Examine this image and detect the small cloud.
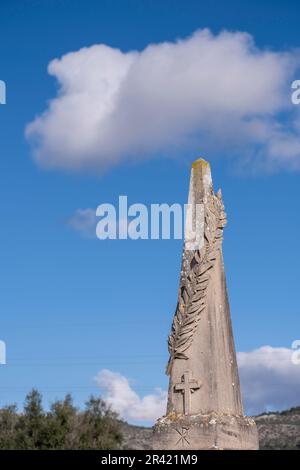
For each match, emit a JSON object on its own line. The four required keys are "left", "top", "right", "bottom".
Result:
{"left": 66, "top": 208, "right": 97, "bottom": 238}
{"left": 238, "top": 345, "right": 300, "bottom": 415}
{"left": 67, "top": 207, "right": 132, "bottom": 240}
{"left": 95, "top": 369, "right": 167, "bottom": 424}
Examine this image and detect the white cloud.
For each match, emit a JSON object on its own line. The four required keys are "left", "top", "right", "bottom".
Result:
{"left": 66, "top": 207, "right": 129, "bottom": 239}
{"left": 26, "top": 29, "right": 300, "bottom": 173}
{"left": 66, "top": 208, "right": 97, "bottom": 238}
{"left": 238, "top": 346, "right": 300, "bottom": 415}
{"left": 95, "top": 369, "right": 167, "bottom": 423}
{"left": 95, "top": 346, "right": 300, "bottom": 423}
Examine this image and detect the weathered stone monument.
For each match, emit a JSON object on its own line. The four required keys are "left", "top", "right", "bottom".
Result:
{"left": 152, "top": 158, "right": 259, "bottom": 450}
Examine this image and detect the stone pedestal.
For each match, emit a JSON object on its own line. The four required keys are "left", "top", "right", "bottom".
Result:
{"left": 153, "top": 413, "right": 258, "bottom": 450}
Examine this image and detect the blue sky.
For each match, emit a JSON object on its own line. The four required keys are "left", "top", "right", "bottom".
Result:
{"left": 0, "top": 0, "right": 300, "bottom": 424}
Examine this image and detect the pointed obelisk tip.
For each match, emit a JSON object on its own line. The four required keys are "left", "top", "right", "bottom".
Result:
{"left": 190, "top": 157, "right": 212, "bottom": 197}
{"left": 191, "top": 157, "right": 210, "bottom": 170}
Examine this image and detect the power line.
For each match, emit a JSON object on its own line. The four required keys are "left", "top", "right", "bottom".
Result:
{"left": 0, "top": 385, "right": 163, "bottom": 392}
{"left": 8, "top": 354, "right": 165, "bottom": 360}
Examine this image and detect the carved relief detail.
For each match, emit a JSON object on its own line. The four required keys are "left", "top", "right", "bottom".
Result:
{"left": 167, "top": 189, "right": 226, "bottom": 374}
{"left": 175, "top": 426, "right": 190, "bottom": 448}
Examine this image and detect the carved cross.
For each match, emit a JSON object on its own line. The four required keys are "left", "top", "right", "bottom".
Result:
{"left": 174, "top": 370, "right": 201, "bottom": 415}
{"left": 175, "top": 426, "right": 190, "bottom": 448}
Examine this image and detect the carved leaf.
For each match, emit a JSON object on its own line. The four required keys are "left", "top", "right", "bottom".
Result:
{"left": 166, "top": 192, "right": 226, "bottom": 375}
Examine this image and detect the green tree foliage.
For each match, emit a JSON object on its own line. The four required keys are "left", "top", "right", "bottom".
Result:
{"left": 79, "top": 396, "right": 123, "bottom": 449}
{"left": 0, "top": 389, "right": 123, "bottom": 450}
{"left": 0, "top": 405, "right": 18, "bottom": 449}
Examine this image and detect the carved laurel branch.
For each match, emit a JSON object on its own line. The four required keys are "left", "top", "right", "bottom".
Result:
{"left": 166, "top": 190, "right": 226, "bottom": 375}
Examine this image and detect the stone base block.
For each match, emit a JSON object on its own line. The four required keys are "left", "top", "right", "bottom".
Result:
{"left": 152, "top": 413, "right": 259, "bottom": 450}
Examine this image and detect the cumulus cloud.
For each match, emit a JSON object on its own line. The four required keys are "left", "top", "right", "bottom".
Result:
{"left": 26, "top": 29, "right": 300, "bottom": 172}
{"left": 95, "top": 346, "right": 300, "bottom": 423}
{"left": 238, "top": 345, "right": 300, "bottom": 415}
{"left": 95, "top": 369, "right": 167, "bottom": 423}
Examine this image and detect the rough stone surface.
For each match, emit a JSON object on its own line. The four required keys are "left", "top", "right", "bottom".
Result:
{"left": 122, "top": 408, "right": 300, "bottom": 450}
{"left": 153, "top": 413, "right": 258, "bottom": 450}
{"left": 152, "top": 158, "right": 259, "bottom": 450}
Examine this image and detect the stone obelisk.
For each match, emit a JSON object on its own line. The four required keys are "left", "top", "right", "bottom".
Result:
{"left": 152, "top": 158, "right": 258, "bottom": 450}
